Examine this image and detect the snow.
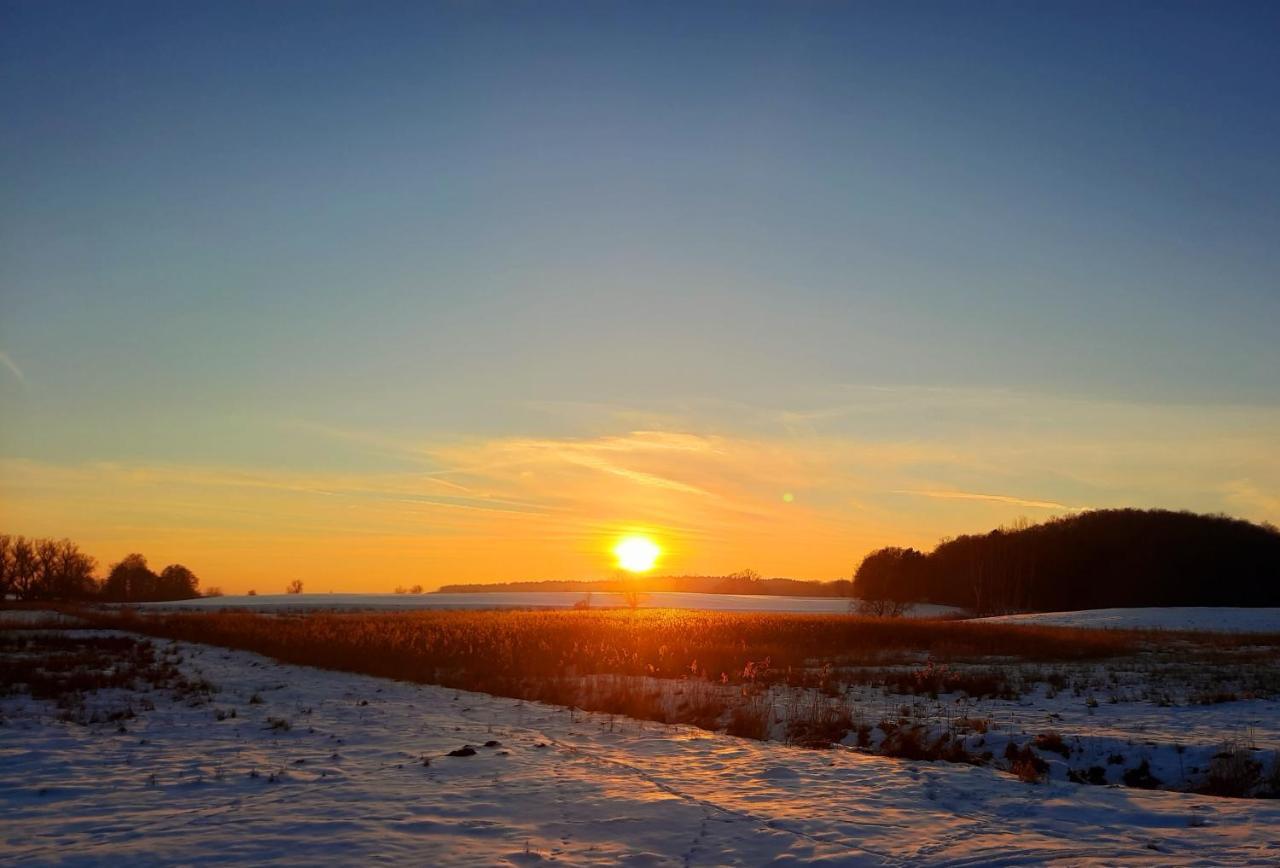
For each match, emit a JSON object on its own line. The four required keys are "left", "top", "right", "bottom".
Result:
{"left": 4, "top": 631, "right": 1279, "bottom": 864}
{"left": 980, "top": 607, "right": 1280, "bottom": 633}
{"left": 140, "top": 591, "right": 963, "bottom": 617}
{"left": 0, "top": 609, "right": 87, "bottom": 627}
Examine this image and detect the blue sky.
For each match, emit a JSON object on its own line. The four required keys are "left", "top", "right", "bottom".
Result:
{"left": 2, "top": 2, "right": 1278, "bottom": 589}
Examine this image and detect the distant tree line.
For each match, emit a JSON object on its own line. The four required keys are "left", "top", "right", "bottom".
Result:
{"left": 853, "top": 509, "right": 1280, "bottom": 615}
{"left": 436, "top": 570, "right": 855, "bottom": 598}
{"left": 0, "top": 534, "right": 205, "bottom": 603}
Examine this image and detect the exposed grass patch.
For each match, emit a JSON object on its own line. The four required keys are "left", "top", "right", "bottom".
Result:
{"left": 84, "top": 608, "right": 1138, "bottom": 695}
{"left": 1034, "top": 731, "right": 1070, "bottom": 758}
{"left": 1201, "top": 741, "right": 1262, "bottom": 797}
{"left": 0, "top": 632, "right": 211, "bottom": 724}
{"left": 1005, "top": 742, "right": 1049, "bottom": 783}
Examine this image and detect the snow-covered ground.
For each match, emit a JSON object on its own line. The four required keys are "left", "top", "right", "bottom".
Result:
{"left": 141, "top": 591, "right": 963, "bottom": 617}
{"left": 981, "top": 607, "right": 1280, "bottom": 633}
{"left": 0, "top": 609, "right": 87, "bottom": 627}
{"left": 3, "top": 631, "right": 1279, "bottom": 865}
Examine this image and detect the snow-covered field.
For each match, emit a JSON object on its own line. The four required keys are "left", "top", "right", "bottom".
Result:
{"left": 0, "top": 609, "right": 87, "bottom": 627}
{"left": 981, "top": 607, "right": 1280, "bottom": 633}
{"left": 4, "top": 631, "right": 1280, "bottom": 865}
{"left": 142, "top": 591, "right": 962, "bottom": 617}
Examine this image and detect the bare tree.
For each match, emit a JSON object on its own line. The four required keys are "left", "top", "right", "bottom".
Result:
{"left": 10, "top": 537, "right": 38, "bottom": 599}
{"left": 0, "top": 534, "right": 11, "bottom": 598}
{"left": 0, "top": 535, "right": 95, "bottom": 600}
{"left": 854, "top": 597, "right": 914, "bottom": 617}
{"left": 286, "top": 579, "right": 304, "bottom": 594}
{"left": 48, "top": 539, "right": 97, "bottom": 599}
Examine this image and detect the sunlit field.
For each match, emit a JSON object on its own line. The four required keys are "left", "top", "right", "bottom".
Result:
{"left": 93, "top": 607, "right": 1134, "bottom": 687}
{"left": 70, "top": 606, "right": 1280, "bottom": 792}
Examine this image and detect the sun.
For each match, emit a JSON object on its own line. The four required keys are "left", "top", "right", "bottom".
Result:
{"left": 613, "top": 535, "right": 660, "bottom": 573}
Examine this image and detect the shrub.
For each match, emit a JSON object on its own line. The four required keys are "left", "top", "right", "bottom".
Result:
{"left": 725, "top": 698, "right": 772, "bottom": 740}
{"left": 1005, "top": 743, "right": 1048, "bottom": 783}
{"left": 785, "top": 695, "right": 852, "bottom": 748}
{"left": 954, "top": 716, "right": 990, "bottom": 735}
{"left": 881, "top": 725, "right": 929, "bottom": 761}
{"left": 1034, "top": 731, "right": 1070, "bottom": 758}
{"left": 1202, "top": 742, "right": 1261, "bottom": 797}
{"left": 1067, "top": 766, "right": 1108, "bottom": 786}
{"left": 1122, "top": 760, "right": 1161, "bottom": 789}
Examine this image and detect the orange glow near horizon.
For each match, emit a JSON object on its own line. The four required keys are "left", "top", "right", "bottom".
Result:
{"left": 4, "top": 387, "right": 1277, "bottom": 595}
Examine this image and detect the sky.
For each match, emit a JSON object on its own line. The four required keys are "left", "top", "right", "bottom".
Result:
{"left": 2, "top": 1, "right": 1278, "bottom": 593}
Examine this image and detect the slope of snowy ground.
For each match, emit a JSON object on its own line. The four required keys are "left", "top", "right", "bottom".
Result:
{"left": 981, "top": 608, "right": 1280, "bottom": 633}
{"left": 141, "top": 591, "right": 962, "bottom": 617}
{"left": 0, "top": 609, "right": 87, "bottom": 627}
{"left": 3, "top": 632, "right": 1279, "bottom": 865}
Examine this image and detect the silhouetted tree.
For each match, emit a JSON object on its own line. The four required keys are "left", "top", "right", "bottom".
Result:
{"left": 157, "top": 564, "right": 201, "bottom": 600}
{"left": 0, "top": 534, "right": 13, "bottom": 599}
{"left": 43, "top": 539, "right": 98, "bottom": 600}
{"left": 853, "top": 547, "right": 926, "bottom": 612}
{"left": 9, "top": 536, "right": 39, "bottom": 599}
{"left": 853, "top": 509, "right": 1280, "bottom": 614}
{"left": 286, "top": 579, "right": 304, "bottom": 594}
{"left": 0, "top": 535, "right": 96, "bottom": 600}
{"left": 101, "top": 553, "right": 158, "bottom": 602}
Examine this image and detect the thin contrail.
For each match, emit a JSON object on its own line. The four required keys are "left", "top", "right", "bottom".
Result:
{"left": 0, "top": 350, "right": 25, "bottom": 385}
{"left": 893, "top": 489, "right": 1086, "bottom": 511}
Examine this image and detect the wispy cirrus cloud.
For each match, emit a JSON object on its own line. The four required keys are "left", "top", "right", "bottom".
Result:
{"left": 5, "top": 384, "right": 1279, "bottom": 592}
{"left": 891, "top": 489, "right": 1086, "bottom": 512}
{"left": 0, "top": 350, "right": 26, "bottom": 386}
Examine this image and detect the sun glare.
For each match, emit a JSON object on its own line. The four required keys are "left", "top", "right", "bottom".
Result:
{"left": 613, "top": 535, "right": 660, "bottom": 573}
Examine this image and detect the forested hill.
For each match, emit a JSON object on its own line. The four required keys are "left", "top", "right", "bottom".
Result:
{"left": 854, "top": 509, "right": 1280, "bottom": 614}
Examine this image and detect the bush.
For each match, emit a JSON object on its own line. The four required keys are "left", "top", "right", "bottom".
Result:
{"left": 1005, "top": 743, "right": 1048, "bottom": 783}
{"left": 1122, "top": 759, "right": 1161, "bottom": 789}
{"left": 1034, "top": 731, "right": 1070, "bottom": 758}
{"left": 785, "top": 696, "right": 852, "bottom": 748}
{"left": 1067, "top": 766, "right": 1108, "bottom": 786}
{"left": 1202, "top": 742, "right": 1261, "bottom": 797}
{"left": 725, "top": 698, "right": 772, "bottom": 740}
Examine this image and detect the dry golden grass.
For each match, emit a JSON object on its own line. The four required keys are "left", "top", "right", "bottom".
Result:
{"left": 82, "top": 608, "right": 1137, "bottom": 697}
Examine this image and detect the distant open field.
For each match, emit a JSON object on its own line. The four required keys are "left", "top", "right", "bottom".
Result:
{"left": 981, "top": 607, "right": 1280, "bottom": 633}
{"left": 140, "top": 591, "right": 964, "bottom": 616}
